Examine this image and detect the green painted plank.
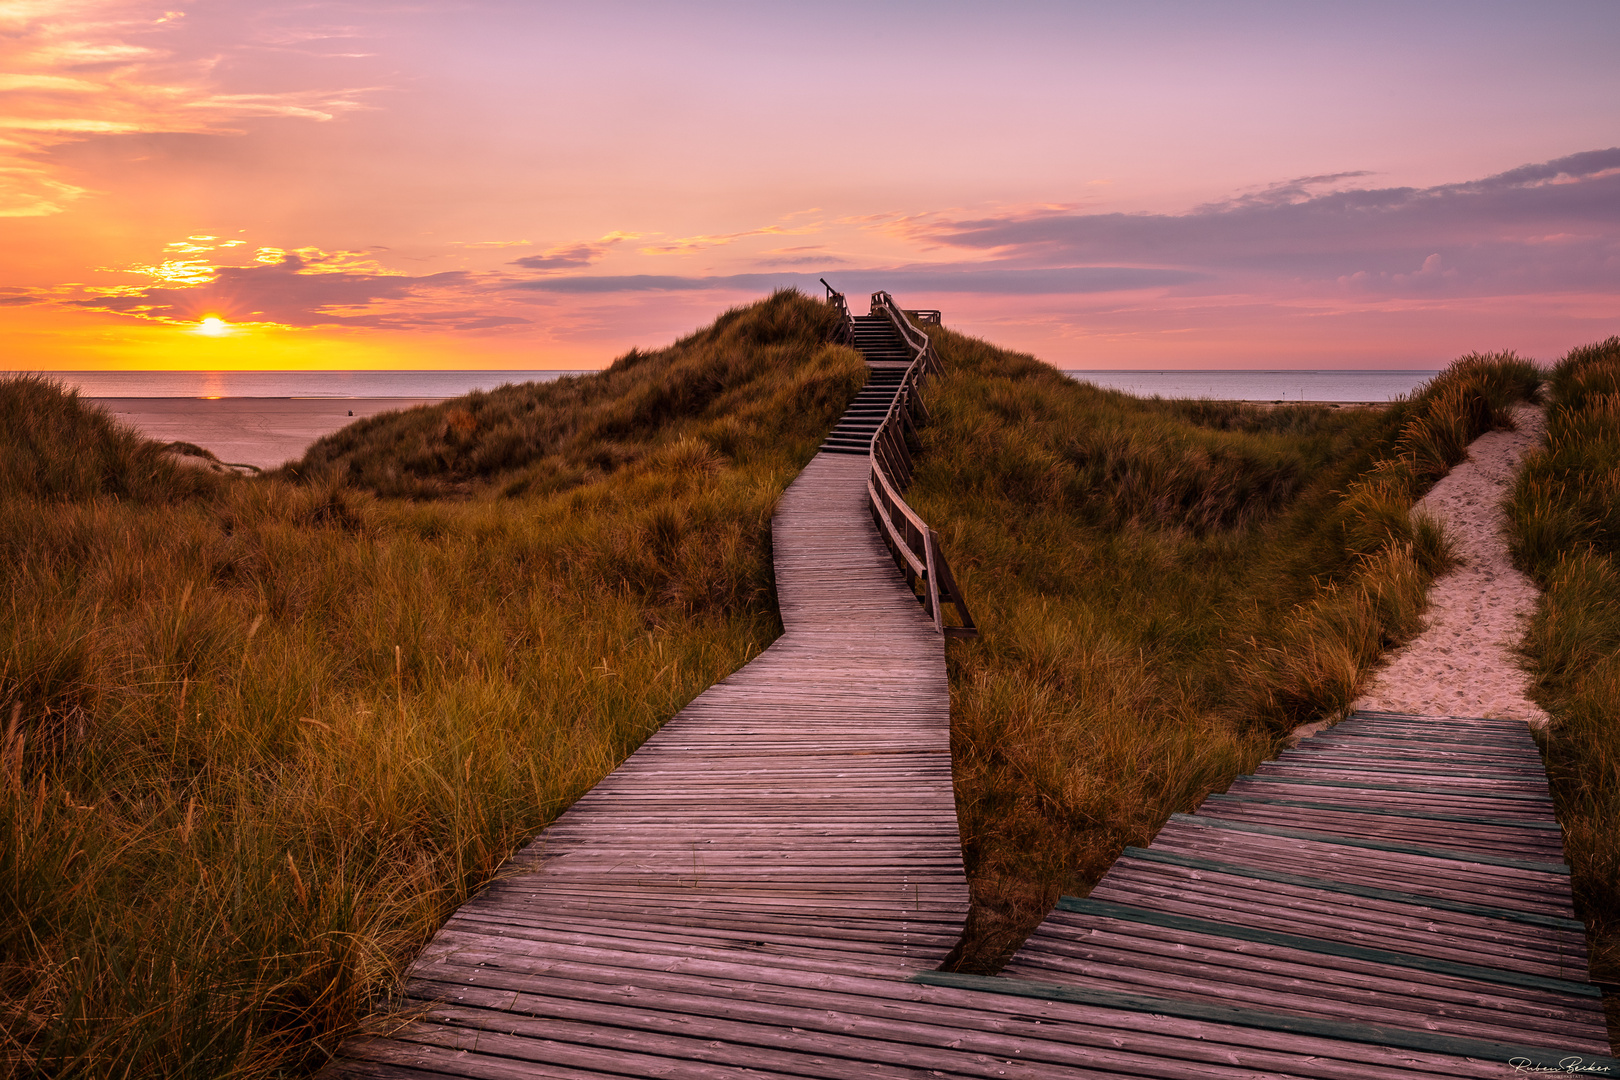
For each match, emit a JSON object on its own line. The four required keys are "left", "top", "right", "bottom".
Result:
{"left": 1202, "top": 792, "right": 1564, "bottom": 831}
{"left": 1349, "top": 709, "right": 1523, "bottom": 725}
{"left": 1115, "top": 847, "right": 1587, "bottom": 931}
{"left": 1312, "top": 729, "right": 1531, "bottom": 750}
{"left": 1237, "top": 773, "right": 1554, "bottom": 802}
{"left": 1346, "top": 720, "right": 1524, "bottom": 734}
{"left": 914, "top": 971, "right": 1619, "bottom": 1072}
{"left": 1296, "top": 742, "right": 1540, "bottom": 764}
{"left": 1266, "top": 759, "right": 1545, "bottom": 782}
{"left": 1288, "top": 746, "right": 1546, "bottom": 773}
{"left": 1170, "top": 813, "right": 1571, "bottom": 875}
{"left": 1051, "top": 896, "right": 1601, "bottom": 998}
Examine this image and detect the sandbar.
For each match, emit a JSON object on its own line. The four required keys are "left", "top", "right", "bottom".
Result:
{"left": 93, "top": 397, "right": 443, "bottom": 471}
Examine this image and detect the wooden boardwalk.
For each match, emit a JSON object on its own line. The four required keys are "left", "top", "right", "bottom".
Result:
{"left": 325, "top": 320, "right": 1612, "bottom": 1075}
{"left": 930, "top": 709, "right": 1616, "bottom": 1075}
{"left": 327, "top": 449, "right": 983, "bottom": 1077}
{"left": 329, "top": 477, "right": 1616, "bottom": 1077}
{"left": 329, "top": 682, "right": 1618, "bottom": 1077}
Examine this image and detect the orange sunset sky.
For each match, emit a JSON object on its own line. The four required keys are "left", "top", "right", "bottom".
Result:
{"left": 3, "top": 1, "right": 1618, "bottom": 372}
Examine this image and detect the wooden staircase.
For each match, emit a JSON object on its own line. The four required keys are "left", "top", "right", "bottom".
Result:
{"left": 818, "top": 316, "right": 915, "bottom": 456}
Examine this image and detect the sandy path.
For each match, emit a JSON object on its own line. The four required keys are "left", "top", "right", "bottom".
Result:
{"left": 1351, "top": 403, "right": 1550, "bottom": 727}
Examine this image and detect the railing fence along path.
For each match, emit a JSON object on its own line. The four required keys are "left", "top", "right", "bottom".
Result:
{"left": 325, "top": 292, "right": 1614, "bottom": 1078}
{"left": 821, "top": 285, "right": 975, "bottom": 637}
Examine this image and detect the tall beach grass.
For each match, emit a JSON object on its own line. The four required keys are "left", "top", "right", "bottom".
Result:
{"left": 1506, "top": 336, "right": 1620, "bottom": 1000}
{"left": 0, "top": 286, "right": 1559, "bottom": 1069}
{"left": 909, "top": 326, "right": 1542, "bottom": 969}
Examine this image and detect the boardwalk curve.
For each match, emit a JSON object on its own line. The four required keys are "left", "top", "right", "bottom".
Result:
{"left": 327, "top": 300, "right": 1615, "bottom": 1078}
{"left": 326, "top": 297, "right": 973, "bottom": 1077}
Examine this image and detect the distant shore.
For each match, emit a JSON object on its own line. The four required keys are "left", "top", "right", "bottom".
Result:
{"left": 99, "top": 393, "right": 1391, "bottom": 472}
{"left": 94, "top": 397, "right": 444, "bottom": 471}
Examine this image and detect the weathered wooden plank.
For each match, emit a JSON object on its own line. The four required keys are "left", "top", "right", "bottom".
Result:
{"left": 1051, "top": 898, "right": 1600, "bottom": 998}
{"left": 1205, "top": 793, "right": 1562, "bottom": 830}
{"left": 918, "top": 973, "right": 1614, "bottom": 1074}
{"left": 403, "top": 955, "right": 1565, "bottom": 1079}
{"left": 1147, "top": 832, "right": 1577, "bottom": 914}
{"left": 406, "top": 975, "right": 1522, "bottom": 1080}
{"left": 1003, "top": 950, "right": 1610, "bottom": 1049}
{"left": 1094, "top": 868, "right": 1589, "bottom": 965}
{"left": 1006, "top": 934, "right": 1607, "bottom": 1038}
{"left": 1231, "top": 773, "right": 1556, "bottom": 803}
{"left": 1112, "top": 847, "right": 1585, "bottom": 930}
{"left": 1171, "top": 813, "right": 1571, "bottom": 875}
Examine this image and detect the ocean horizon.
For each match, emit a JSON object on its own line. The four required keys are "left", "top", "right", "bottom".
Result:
{"left": 1066, "top": 369, "right": 1441, "bottom": 402}
{"left": 16, "top": 367, "right": 1442, "bottom": 403}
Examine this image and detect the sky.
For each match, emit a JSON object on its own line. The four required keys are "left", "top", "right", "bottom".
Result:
{"left": 2, "top": 0, "right": 1618, "bottom": 372}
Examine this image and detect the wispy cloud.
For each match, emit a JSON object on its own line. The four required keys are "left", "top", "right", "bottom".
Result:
{"left": 451, "top": 239, "right": 534, "bottom": 249}
{"left": 913, "top": 150, "right": 1620, "bottom": 295}
{"left": 0, "top": 1, "right": 377, "bottom": 216}
{"left": 757, "top": 245, "right": 849, "bottom": 268}
{"left": 636, "top": 221, "right": 819, "bottom": 256}
{"left": 509, "top": 233, "right": 640, "bottom": 271}
{"left": 62, "top": 244, "right": 525, "bottom": 331}
{"left": 513, "top": 265, "right": 1200, "bottom": 295}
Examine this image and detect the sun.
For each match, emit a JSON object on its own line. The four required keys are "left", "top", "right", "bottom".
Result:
{"left": 194, "top": 316, "right": 231, "bottom": 336}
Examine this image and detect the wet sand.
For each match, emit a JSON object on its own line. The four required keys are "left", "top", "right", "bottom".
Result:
{"left": 94, "top": 397, "right": 443, "bottom": 471}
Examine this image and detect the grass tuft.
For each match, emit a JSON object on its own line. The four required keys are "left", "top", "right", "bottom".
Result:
{"left": 290, "top": 289, "right": 850, "bottom": 500}
{"left": 0, "top": 374, "right": 222, "bottom": 504}
{"left": 1505, "top": 335, "right": 1620, "bottom": 997}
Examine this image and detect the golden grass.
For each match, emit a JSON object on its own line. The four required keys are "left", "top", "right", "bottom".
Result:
{"left": 908, "top": 327, "right": 1542, "bottom": 970}
{"left": 1506, "top": 336, "right": 1620, "bottom": 1011}
{"left": 0, "top": 292, "right": 864, "bottom": 1077}
{"left": 0, "top": 290, "right": 1558, "bottom": 1069}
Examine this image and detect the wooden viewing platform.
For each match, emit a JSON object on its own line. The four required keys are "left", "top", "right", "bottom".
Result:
{"left": 327, "top": 300, "right": 1614, "bottom": 1078}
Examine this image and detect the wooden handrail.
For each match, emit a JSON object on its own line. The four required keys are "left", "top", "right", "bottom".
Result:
{"left": 821, "top": 278, "right": 856, "bottom": 347}
{"left": 864, "top": 292, "right": 976, "bottom": 638}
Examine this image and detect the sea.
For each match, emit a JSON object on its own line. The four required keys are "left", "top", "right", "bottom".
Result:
{"left": 1062, "top": 370, "right": 1440, "bottom": 403}
{"left": 23, "top": 368, "right": 1440, "bottom": 403}
{"left": 34, "top": 370, "right": 589, "bottom": 399}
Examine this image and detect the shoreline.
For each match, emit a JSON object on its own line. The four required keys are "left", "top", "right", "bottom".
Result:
{"left": 97, "top": 394, "right": 1392, "bottom": 473}
{"left": 95, "top": 396, "right": 445, "bottom": 471}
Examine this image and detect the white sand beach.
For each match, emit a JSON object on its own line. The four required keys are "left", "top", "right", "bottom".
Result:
{"left": 95, "top": 397, "right": 442, "bottom": 471}
{"left": 1351, "top": 404, "right": 1550, "bottom": 726}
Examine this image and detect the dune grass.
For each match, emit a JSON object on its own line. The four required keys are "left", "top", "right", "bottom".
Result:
{"left": 907, "top": 326, "right": 1543, "bottom": 968}
{"left": 291, "top": 294, "right": 853, "bottom": 500}
{"left": 0, "top": 291, "right": 864, "bottom": 1078}
{"left": 1506, "top": 336, "right": 1620, "bottom": 990}
{"left": 1, "top": 285, "right": 1559, "bottom": 1071}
